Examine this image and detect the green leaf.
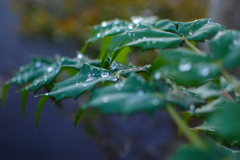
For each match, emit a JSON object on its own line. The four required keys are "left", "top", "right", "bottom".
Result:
{"left": 101, "top": 25, "right": 182, "bottom": 66}
{"left": 194, "top": 101, "right": 240, "bottom": 146}
{"left": 86, "top": 19, "right": 132, "bottom": 44}
{"left": 35, "top": 96, "right": 49, "bottom": 129}
{"left": 21, "top": 91, "right": 29, "bottom": 119}
{"left": 5, "top": 57, "right": 52, "bottom": 86}
{"left": 113, "top": 47, "right": 130, "bottom": 64}
{"left": 190, "top": 97, "right": 226, "bottom": 117}
{"left": 1, "top": 84, "right": 9, "bottom": 105}
{"left": 21, "top": 63, "right": 61, "bottom": 93}
{"left": 177, "top": 19, "right": 225, "bottom": 41}
{"left": 189, "top": 77, "right": 234, "bottom": 99}
{"left": 151, "top": 48, "right": 220, "bottom": 86}
{"left": 154, "top": 19, "right": 178, "bottom": 33}
{"left": 98, "top": 36, "right": 112, "bottom": 60}
{"left": 74, "top": 106, "right": 86, "bottom": 128}
{"left": 209, "top": 30, "right": 240, "bottom": 68}
{"left": 86, "top": 73, "right": 165, "bottom": 115}
{"left": 42, "top": 64, "right": 118, "bottom": 101}
{"left": 170, "top": 140, "right": 240, "bottom": 160}
{"left": 189, "top": 82, "right": 221, "bottom": 99}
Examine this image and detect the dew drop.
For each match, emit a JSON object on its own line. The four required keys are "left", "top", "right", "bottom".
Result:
{"left": 86, "top": 77, "right": 96, "bottom": 82}
{"left": 97, "top": 33, "right": 101, "bottom": 38}
{"left": 75, "top": 83, "right": 79, "bottom": 86}
{"left": 77, "top": 53, "right": 84, "bottom": 59}
{"left": 102, "top": 97, "right": 109, "bottom": 103}
{"left": 199, "top": 66, "right": 210, "bottom": 77}
{"left": 101, "top": 21, "right": 107, "bottom": 27}
{"left": 137, "top": 90, "right": 144, "bottom": 96}
{"left": 19, "top": 66, "right": 24, "bottom": 71}
{"left": 101, "top": 71, "right": 110, "bottom": 78}
{"left": 47, "top": 67, "right": 53, "bottom": 72}
{"left": 35, "top": 62, "right": 41, "bottom": 68}
{"left": 208, "top": 19, "right": 212, "bottom": 24}
{"left": 152, "top": 99, "right": 160, "bottom": 106}
{"left": 154, "top": 72, "right": 161, "bottom": 80}
{"left": 178, "top": 63, "right": 192, "bottom": 72}
{"left": 233, "top": 39, "right": 239, "bottom": 45}
{"left": 128, "top": 24, "right": 134, "bottom": 30}
{"left": 189, "top": 30, "right": 193, "bottom": 35}
{"left": 142, "top": 36, "right": 147, "bottom": 40}
{"left": 17, "top": 76, "right": 21, "bottom": 81}
{"left": 127, "top": 32, "right": 131, "bottom": 36}
{"left": 190, "top": 104, "right": 195, "bottom": 111}
{"left": 132, "top": 17, "right": 143, "bottom": 24}
{"left": 114, "top": 19, "right": 120, "bottom": 25}
{"left": 45, "top": 93, "right": 49, "bottom": 96}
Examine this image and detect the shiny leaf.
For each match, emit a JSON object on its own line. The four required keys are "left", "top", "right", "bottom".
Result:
{"left": 85, "top": 73, "right": 165, "bottom": 115}
{"left": 151, "top": 48, "right": 220, "bottom": 86}
{"left": 101, "top": 25, "right": 181, "bottom": 66}
{"left": 209, "top": 30, "right": 240, "bottom": 68}
{"left": 86, "top": 19, "right": 132, "bottom": 44}
{"left": 154, "top": 19, "right": 178, "bottom": 33}
{"left": 170, "top": 140, "right": 240, "bottom": 160}
{"left": 195, "top": 101, "right": 240, "bottom": 146}
{"left": 177, "top": 19, "right": 225, "bottom": 41}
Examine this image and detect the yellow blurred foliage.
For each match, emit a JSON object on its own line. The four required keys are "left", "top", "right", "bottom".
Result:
{"left": 11, "top": 0, "right": 208, "bottom": 41}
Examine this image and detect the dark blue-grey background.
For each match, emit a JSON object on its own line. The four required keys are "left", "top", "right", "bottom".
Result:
{"left": 0, "top": 1, "right": 178, "bottom": 159}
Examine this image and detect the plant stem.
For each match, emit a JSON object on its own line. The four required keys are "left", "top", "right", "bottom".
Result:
{"left": 184, "top": 39, "right": 202, "bottom": 55}
{"left": 166, "top": 104, "right": 205, "bottom": 148}
{"left": 81, "top": 43, "right": 88, "bottom": 54}
{"left": 221, "top": 68, "right": 240, "bottom": 96}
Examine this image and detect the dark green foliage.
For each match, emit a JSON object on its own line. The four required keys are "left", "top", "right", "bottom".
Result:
{"left": 209, "top": 30, "right": 240, "bottom": 68}
{"left": 177, "top": 19, "right": 226, "bottom": 41}
{"left": 170, "top": 140, "right": 240, "bottom": 160}
{"left": 3, "top": 16, "right": 240, "bottom": 159}
{"left": 151, "top": 48, "right": 220, "bottom": 86}
{"left": 194, "top": 101, "right": 240, "bottom": 147}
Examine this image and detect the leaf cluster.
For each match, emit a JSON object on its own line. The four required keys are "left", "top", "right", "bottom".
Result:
{"left": 3, "top": 16, "right": 240, "bottom": 159}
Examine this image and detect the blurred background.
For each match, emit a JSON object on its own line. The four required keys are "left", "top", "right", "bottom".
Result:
{"left": 0, "top": 0, "right": 239, "bottom": 159}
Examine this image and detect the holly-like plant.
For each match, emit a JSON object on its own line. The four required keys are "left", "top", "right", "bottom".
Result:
{"left": 3, "top": 16, "right": 240, "bottom": 159}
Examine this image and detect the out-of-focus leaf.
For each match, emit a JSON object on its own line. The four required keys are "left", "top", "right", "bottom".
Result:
{"left": 1, "top": 84, "right": 9, "bottom": 105}
{"left": 21, "top": 91, "right": 29, "bottom": 119}
{"left": 209, "top": 30, "right": 240, "bottom": 68}
{"left": 194, "top": 101, "right": 240, "bottom": 146}
{"left": 5, "top": 57, "right": 52, "bottom": 86}
{"left": 86, "top": 19, "right": 132, "bottom": 44}
{"left": 189, "top": 77, "right": 234, "bottom": 99}
{"left": 151, "top": 48, "right": 220, "bottom": 86}
{"left": 101, "top": 25, "right": 182, "bottom": 66}
{"left": 98, "top": 36, "right": 112, "bottom": 60}
{"left": 170, "top": 140, "right": 240, "bottom": 160}
{"left": 154, "top": 19, "right": 178, "bottom": 33}
{"left": 74, "top": 106, "right": 86, "bottom": 128}
{"left": 190, "top": 97, "right": 226, "bottom": 117}
{"left": 85, "top": 73, "right": 165, "bottom": 115}
{"left": 177, "top": 19, "right": 225, "bottom": 41}
{"left": 35, "top": 96, "right": 49, "bottom": 129}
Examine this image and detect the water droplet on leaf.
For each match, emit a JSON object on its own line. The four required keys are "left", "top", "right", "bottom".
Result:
{"left": 102, "top": 97, "right": 109, "bottom": 103}
{"left": 154, "top": 72, "right": 161, "bottom": 80}
{"left": 101, "top": 21, "right": 107, "bottom": 27}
